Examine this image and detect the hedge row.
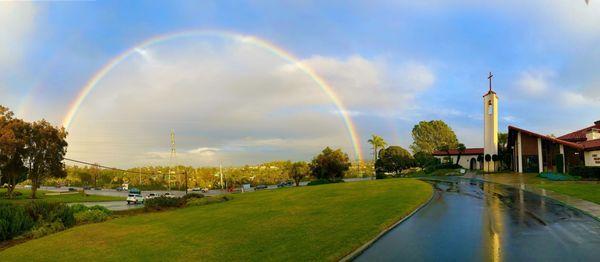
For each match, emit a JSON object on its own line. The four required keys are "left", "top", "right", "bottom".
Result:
{"left": 569, "top": 166, "right": 600, "bottom": 179}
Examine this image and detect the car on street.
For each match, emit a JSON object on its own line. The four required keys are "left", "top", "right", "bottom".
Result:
{"left": 191, "top": 187, "right": 202, "bottom": 192}
{"left": 127, "top": 194, "right": 144, "bottom": 204}
{"left": 254, "top": 185, "right": 268, "bottom": 190}
{"left": 164, "top": 192, "right": 175, "bottom": 198}
{"left": 24, "top": 185, "right": 32, "bottom": 189}
{"left": 145, "top": 193, "right": 159, "bottom": 199}
{"left": 115, "top": 186, "right": 125, "bottom": 191}
{"left": 277, "top": 181, "right": 293, "bottom": 188}
{"left": 83, "top": 186, "right": 91, "bottom": 190}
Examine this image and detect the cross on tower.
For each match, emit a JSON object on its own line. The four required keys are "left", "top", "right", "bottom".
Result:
{"left": 488, "top": 72, "right": 494, "bottom": 92}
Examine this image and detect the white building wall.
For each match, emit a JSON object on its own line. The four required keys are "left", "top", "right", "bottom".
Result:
{"left": 434, "top": 154, "right": 481, "bottom": 169}
{"left": 584, "top": 150, "right": 600, "bottom": 167}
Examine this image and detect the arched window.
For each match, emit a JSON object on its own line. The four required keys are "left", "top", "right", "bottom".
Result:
{"left": 488, "top": 100, "right": 493, "bottom": 115}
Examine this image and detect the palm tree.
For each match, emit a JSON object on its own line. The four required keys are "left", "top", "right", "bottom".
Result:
{"left": 367, "top": 135, "right": 387, "bottom": 161}
{"left": 455, "top": 143, "right": 466, "bottom": 166}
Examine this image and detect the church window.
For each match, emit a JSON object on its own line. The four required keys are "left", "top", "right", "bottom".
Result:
{"left": 488, "top": 100, "right": 493, "bottom": 115}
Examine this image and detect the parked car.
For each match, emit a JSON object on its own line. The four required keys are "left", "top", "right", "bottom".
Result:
{"left": 68, "top": 187, "right": 77, "bottom": 192}
{"left": 145, "top": 193, "right": 158, "bottom": 199}
{"left": 254, "top": 185, "right": 268, "bottom": 190}
{"left": 191, "top": 187, "right": 202, "bottom": 192}
{"left": 277, "top": 181, "right": 294, "bottom": 188}
{"left": 24, "top": 185, "right": 32, "bottom": 189}
{"left": 115, "top": 186, "right": 125, "bottom": 191}
{"left": 164, "top": 192, "right": 175, "bottom": 198}
{"left": 126, "top": 194, "right": 144, "bottom": 204}
{"left": 201, "top": 188, "right": 210, "bottom": 193}
{"left": 83, "top": 186, "right": 91, "bottom": 190}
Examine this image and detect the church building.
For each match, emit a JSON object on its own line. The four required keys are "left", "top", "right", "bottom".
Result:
{"left": 433, "top": 73, "right": 600, "bottom": 173}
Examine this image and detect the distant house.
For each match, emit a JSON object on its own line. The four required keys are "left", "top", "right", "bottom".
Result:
{"left": 433, "top": 148, "right": 483, "bottom": 170}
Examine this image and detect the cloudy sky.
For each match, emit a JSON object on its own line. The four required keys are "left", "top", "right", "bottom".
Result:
{"left": 1, "top": 1, "right": 599, "bottom": 167}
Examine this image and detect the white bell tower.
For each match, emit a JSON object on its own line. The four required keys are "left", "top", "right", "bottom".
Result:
{"left": 483, "top": 72, "right": 498, "bottom": 172}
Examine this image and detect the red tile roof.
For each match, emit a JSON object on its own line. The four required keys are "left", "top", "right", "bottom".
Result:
{"left": 432, "top": 148, "right": 483, "bottom": 156}
{"left": 580, "top": 139, "right": 600, "bottom": 151}
{"left": 508, "top": 126, "right": 584, "bottom": 150}
{"left": 557, "top": 121, "right": 600, "bottom": 142}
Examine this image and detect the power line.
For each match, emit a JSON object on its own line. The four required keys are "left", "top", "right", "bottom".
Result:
{"left": 63, "top": 157, "right": 156, "bottom": 175}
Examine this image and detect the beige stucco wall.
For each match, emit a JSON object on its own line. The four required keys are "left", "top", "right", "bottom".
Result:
{"left": 584, "top": 150, "right": 600, "bottom": 167}
{"left": 483, "top": 92, "right": 498, "bottom": 172}
{"left": 434, "top": 154, "right": 481, "bottom": 169}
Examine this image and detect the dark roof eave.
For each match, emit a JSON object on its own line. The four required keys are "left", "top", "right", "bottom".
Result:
{"left": 508, "top": 126, "right": 584, "bottom": 150}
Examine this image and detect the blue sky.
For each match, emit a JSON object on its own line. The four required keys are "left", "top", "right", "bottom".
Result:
{"left": 1, "top": 1, "right": 599, "bottom": 167}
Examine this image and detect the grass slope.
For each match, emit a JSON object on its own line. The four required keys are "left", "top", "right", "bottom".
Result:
{"left": 0, "top": 188, "right": 124, "bottom": 204}
{"left": 536, "top": 183, "right": 600, "bottom": 204}
{"left": 0, "top": 179, "right": 432, "bottom": 261}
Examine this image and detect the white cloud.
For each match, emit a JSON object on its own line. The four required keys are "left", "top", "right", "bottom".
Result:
{"left": 0, "top": 2, "right": 37, "bottom": 68}
{"left": 515, "top": 70, "right": 552, "bottom": 96}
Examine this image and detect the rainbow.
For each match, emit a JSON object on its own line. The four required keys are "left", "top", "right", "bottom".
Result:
{"left": 62, "top": 29, "right": 364, "bottom": 162}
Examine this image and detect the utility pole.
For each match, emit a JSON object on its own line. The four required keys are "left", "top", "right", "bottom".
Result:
{"left": 219, "top": 164, "right": 224, "bottom": 190}
{"left": 169, "top": 129, "right": 176, "bottom": 191}
{"left": 184, "top": 170, "right": 188, "bottom": 195}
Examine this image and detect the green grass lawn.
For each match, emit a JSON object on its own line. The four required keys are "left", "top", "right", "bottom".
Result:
{"left": 0, "top": 188, "right": 124, "bottom": 204}
{"left": 0, "top": 179, "right": 432, "bottom": 261}
{"left": 536, "top": 182, "right": 600, "bottom": 204}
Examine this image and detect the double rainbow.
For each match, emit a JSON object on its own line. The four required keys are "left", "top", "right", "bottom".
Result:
{"left": 62, "top": 30, "right": 364, "bottom": 162}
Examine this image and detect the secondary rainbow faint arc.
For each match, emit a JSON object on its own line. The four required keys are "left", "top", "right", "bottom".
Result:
{"left": 62, "top": 30, "right": 364, "bottom": 162}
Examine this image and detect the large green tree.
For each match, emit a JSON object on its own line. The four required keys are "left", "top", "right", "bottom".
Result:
{"left": 289, "top": 161, "right": 309, "bottom": 186}
{"left": 375, "top": 146, "right": 414, "bottom": 177}
{"left": 0, "top": 107, "right": 32, "bottom": 198}
{"left": 309, "top": 147, "right": 350, "bottom": 181}
{"left": 410, "top": 120, "right": 459, "bottom": 154}
{"left": 26, "top": 120, "right": 68, "bottom": 199}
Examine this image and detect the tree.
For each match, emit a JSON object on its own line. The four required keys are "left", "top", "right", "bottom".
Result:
{"left": 0, "top": 108, "right": 29, "bottom": 198}
{"left": 491, "top": 154, "right": 499, "bottom": 172}
{"left": 477, "top": 155, "right": 484, "bottom": 170}
{"left": 437, "top": 144, "right": 451, "bottom": 164}
{"left": 26, "top": 120, "right": 68, "bottom": 199}
{"left": 367, "top": 135, "right": 387, "bottom": 161}
{"left": 455, "top": 143, "right": 466, "bottom": 166}
{"left": 375, "top": 146, "right": 414, "bottom": 178}
{"left": 484, "top": 154, "right": 492, "bottom": 172}
{"left": 309, "top": 147, "right": 350, "bottom": 181}
{"left": 410, "top": 120, "right": 459, "bottom": 154}
{"left": 289, "top": 161, "right": 309, "bottom": 186}
{"left": 413, "top": 151, "right": 439, "bottom": 168}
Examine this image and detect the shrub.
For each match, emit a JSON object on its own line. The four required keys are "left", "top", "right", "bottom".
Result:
{"left": 186, "top": 195, "right": 231, "bottom": 207}
{"left": 181, "top": 193, "right": 204, "bottom": 201}
{"left": 307, "top": 179, "right": 344, "bottom": 186}
{"left": 25, "top": 201, "right": 75, "bottom": 227}
{"left": 144, "top": 196, "right": 185, "bottom": 211}
{"left": 0, "top": 203, "right": 34, "bottom": 241}
{"left": 27, "top": 221, "right": 65, "bottom": 239}
{"left": 0, "top": 191, "right": 23, "bottom": 198}
{"left": 538, "top": 172, "right": 580, "bottom": 181}
{"left": 569, "top": 166, "right": 600, "bottom": 180}
{"left": 88, "top": 205, "right": 112, "bottom": 215}
{"left": 74, "top": 210, "right": 109, "bottom": 224}
{"left": 69, "top": 203, "right": 89, "bottom": 214}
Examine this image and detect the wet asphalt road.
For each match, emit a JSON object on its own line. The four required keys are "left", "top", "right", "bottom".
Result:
{"left": 356, "top": 178, "right": 600, "bottom": 262}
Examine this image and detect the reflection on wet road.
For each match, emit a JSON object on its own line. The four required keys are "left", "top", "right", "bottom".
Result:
{"left": 356, "top": 178, "right": 600, "bottom": 262}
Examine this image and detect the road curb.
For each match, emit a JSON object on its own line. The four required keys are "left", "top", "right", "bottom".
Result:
{"left": 339, "top": 183, "right": 437, "bottom": 262}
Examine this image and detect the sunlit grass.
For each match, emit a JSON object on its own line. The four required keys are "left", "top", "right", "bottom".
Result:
{"left": 0, "top": 188, "right": 124, "bottom": 204}
{"left": 0, "top": 179, "right": 432, "bottom": 261}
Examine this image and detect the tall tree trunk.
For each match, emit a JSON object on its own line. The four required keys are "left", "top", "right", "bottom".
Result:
{"left": 31, "top": 178, "right": 38, "bottom": 199}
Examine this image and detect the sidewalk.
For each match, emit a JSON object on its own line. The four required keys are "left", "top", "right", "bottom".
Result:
{"left": 465, "top": 172, "right": 600, "bottom": 219}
